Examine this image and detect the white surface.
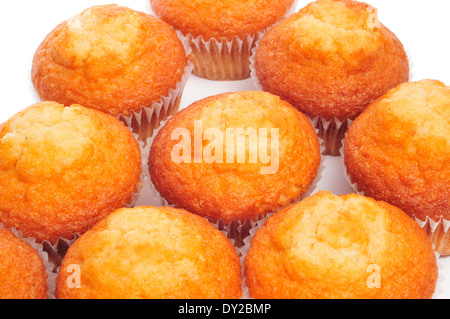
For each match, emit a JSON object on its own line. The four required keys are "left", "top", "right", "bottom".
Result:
{"left": 0, "top": 0, "right": 448, "bottom": 298}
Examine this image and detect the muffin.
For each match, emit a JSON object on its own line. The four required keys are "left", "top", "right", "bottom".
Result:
{"left": 32, "top": 4, "right": 190, "bottom": 142}
{"left": 344, "top": 79, "right": 450, "bottom": 255}
{"left": 149, "top": 91, "right": 321, "bottom": 233}
{"left": 150, "top": 0, "right": 297, "bottom": 80}
{"left": 0, "top": 228, "right": 48, "bottom": 299}
{"left": 253, "top": 0, "right": 409, "bottom": 155}
{"left": 0, "top": 102, "right": 142, "bottom": 244}
{"left": 245, "top": 191, "right": 438, "bottom": 299}
{"left": 56, "top": 206, "right": 242, "bottom": 299}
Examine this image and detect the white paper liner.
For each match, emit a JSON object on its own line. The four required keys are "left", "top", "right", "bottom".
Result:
{"left": 150, "top": 0, "right": 298, "bottom": 81}
{"left": 116, "top": 58, "right": 194, "bottom": 144}
{"left": 339, "top": 142, "right": 365, "bottom": 196}
{"left": 143, "top": 115, "right": 325, "bottom": 248}
{"left": 309, "top": 116, "right": 353, "bottom": 156}
{"left": 0, "top": 223, "right": 57, "bottom": 299}
{"left": 237, "top": 216, "right": 267, "bottom": 299}
{"left": 177, "top": 31, "right": 265, "bottom": 81}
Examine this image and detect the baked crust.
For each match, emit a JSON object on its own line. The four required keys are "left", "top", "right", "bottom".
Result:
{"left": 32, "top": 4, "right": 187, "bottom": 117}
{"left": 344, "top": 80, "right": 450, "bottom": 223}
{"left": 255, "top": 0, "right": 409, "bottom": 121}
{"left": 149, "top": 91, "right": 321, "bottom": 223}
{"left": 245, "top": 192, "right": 438, "bottom": 299}
{"left": 150, "top": 0, "right": 296, "bottom": 40}
{"left": 0, "top": 102, "right": 141, "bottom": 243}
{"left": 0, "top": 228, "right": 48, "bottom": 299}
{"left": 56, "top": 206, "right": 242, "bottom": 299}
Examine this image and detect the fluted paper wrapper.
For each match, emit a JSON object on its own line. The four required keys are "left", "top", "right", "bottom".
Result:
{"left": 150, "top": 1, "right": 298, "bottom": 81}
{"left": 117, "top": 60, "right": 193, "bottom": 144}
{"left": 178, "top": 32, "right": 264, "bottom": 81}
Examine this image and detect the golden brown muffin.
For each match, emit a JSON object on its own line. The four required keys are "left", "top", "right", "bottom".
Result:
{"left": 151, "top": 0, "right": 296, "bottom": 40}
{"left": 0, "top": 228, "right": 48, "bottom": 299}
{"left": 254, "top": 0, "right": 409, "bottom": 154}
{"left": 56, "top": 206, "right": 242, "bottom": 299}
{"left": 151, "top": 0, "right": 296, "bottom": 80}
{"left": 0, "top": 102, "right": 141, "bottom": 244}
{"left": 32, "top": 5, "right": 188, "bottom": 140}
{"left": 149, "top": 91, "right": 321, "bottom": 225}
{"left": 245, "top": 192, "right": 438, "bottom": 299}
{"left": 344, "top": 79, "right": 450, "bottom": 255}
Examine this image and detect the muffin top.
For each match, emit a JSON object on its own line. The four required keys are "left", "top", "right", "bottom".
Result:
{"left": 150, "top": 0, "right": 296, "bottom": 40}
{"left": 32, "top": 4, "right": 187, "bottom": 117}
{"left": 344, "top": 79, "right": 450, "bottom": 222}
{"left": 245, "top": 192, "right": 438, "bottom": 299}
{"left": 56, "top": 206, "right": 242, "bottom": 299}
{"left": 255, "top": 0, "right": 409, "bottom": 120}
{"left": 0, "top": 228, "right": 48, "bottom": 299}
{"left": 0, "top": 102, "right": 141, "bottom": 243}
{"left": 149, "top": 91, "right": 321, "bottom": 223}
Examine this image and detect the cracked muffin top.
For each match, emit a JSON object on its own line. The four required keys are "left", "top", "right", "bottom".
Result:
{"left": 56, "top": 206, "right": 242, "bottom": 299}
{"left": 254, "top": 0, "right": 409, "bottom": 121}
{"left": 0, "top": 102, "right": 141, "bottom": 243}
{"left": 32, "top": 4, "right": 187, "bottom": 117}
{"left": 245, "top": 192, "right": 438, "bottom": 299}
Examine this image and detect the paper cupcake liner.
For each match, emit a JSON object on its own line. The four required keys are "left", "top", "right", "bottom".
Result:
{"left": 116, "top": 60, "right": 194, "bottom": 145}
{"left": 237, "top": 216, "right": 268, "bottom": 299}
{"left": 340, "top": 143, "right": 450, "bottom": 257}
{"left": 309, "top": 116, "right": 353, "bottom": 156}
{"left": 150, "top": 1, "right": 298, "bottom": 81}
{"left": 0, "top": 223, "right": 57, "bottom": 299}
{"left": 414, "top": 217, "right": 450, "bottom": 258}
{"left": 177, "top": 31, "right": 265, "bottom": 81}
{"left": 142, "top": 115, "right": 324, "bottom": 248}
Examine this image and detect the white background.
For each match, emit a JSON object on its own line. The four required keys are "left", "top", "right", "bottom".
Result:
{"left": 0, "top": 0, "right": 448, "bottom": 298}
